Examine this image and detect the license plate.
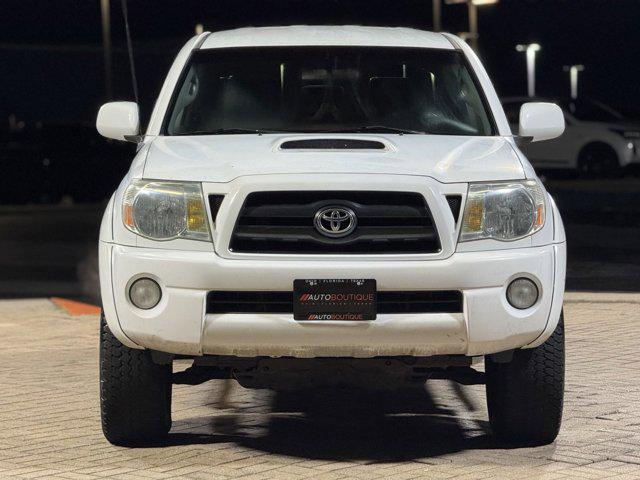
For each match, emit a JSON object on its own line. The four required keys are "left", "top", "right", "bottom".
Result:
{"left": 293, "top": 279, "right": 377, "bottom": 321}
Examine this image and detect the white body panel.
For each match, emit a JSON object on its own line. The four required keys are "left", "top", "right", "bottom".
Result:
{"left": 100, "top": 238, "right": 565, "bottom": 357}
{"left": 142, "top": 135, "right": 525, "bottom": 184}
{"left": 201, "top": 25, "right": 455, "bottom": 51}
{"left": 99, "top": 26, "right": 566, "bottom": 359}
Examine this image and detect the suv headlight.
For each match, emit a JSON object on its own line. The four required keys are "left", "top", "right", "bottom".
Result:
{"left": 459, "top": 180, "right": 545, "bottom": 242}
{"left": 122, "top": 180, "right": 211, "bottom": 241}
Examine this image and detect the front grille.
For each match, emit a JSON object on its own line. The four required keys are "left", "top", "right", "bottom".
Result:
{"left": 445, "top": 195, "right": 462, "bottom": 224}
{"left": 208, "top": 195, "right": 225, "bottom": 223}
{"left": 207, "top": 290, "right": 463, "bottom": 314}
{"left": 230, "top": 191, "right": 440, "bottom": 254}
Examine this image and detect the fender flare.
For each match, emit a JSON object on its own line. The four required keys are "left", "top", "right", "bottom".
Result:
{"left": 524, "top": 196, "right": 566, "bottom": 348}
{"left": 99, "top": 196, "right": 143, "bottom": 349}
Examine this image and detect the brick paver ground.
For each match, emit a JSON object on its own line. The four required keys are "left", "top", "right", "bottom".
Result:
{"left": 1, "top": 294, "right": 640, "bottom": 479}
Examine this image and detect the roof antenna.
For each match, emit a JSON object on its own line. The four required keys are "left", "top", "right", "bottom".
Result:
{"left": 120, "top": 0, "right": 142, "bottom": 143}
{"left": 121, "top": 0, "right": 139, "bottom": 104}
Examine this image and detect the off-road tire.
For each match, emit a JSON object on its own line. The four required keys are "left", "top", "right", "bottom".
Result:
{"left": 485, "top": 312, "right": 564, "bottom": 446}
{"left": 100, "top": 312, "right": 172, "bottom": 446}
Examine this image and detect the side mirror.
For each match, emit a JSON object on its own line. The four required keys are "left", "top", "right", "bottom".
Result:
{"left": 518, "top": 102, "right": 565, "bottom": 142}
{"left": 96, "top": 101, "right": 140, "bottom": 142}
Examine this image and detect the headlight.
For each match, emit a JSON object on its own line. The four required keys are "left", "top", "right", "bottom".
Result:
{"left": 460, "top": 180, "right": 545, "bottom": 242}
{"left": 122, "top": 180, "right": 211, "bottom": 241}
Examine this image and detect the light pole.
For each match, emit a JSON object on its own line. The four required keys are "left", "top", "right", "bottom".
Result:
{"left": 444, "top": 0, "right": 498, "bottom": 52}
{"left": 100, "top": 0, "right": 113, "bottom": 101}
{"left": 467, "top": 1, "right": 478, "bottom": 51}
{"left": 433, "top": 0, "right": 442, "bottom": 31}
{"left": 516, "top": 43, "right": 541, "bottom": 97}
{"left": 563, "top": 65, "right": 585, "bottom": 100}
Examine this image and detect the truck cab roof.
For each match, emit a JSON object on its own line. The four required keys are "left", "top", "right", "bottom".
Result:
{"left": 199, "top": 25, "right": 455, "bottom": 50}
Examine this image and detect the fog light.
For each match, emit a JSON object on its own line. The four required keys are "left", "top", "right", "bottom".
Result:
{"left": 129, "top": 278, "right": 161, "bottom": 310}
{"left": 506, "top": 277, "right": 539, "bottom": 310}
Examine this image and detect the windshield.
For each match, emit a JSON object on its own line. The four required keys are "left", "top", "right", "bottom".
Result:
{"left": 165, "top": 47, "right": 495, "bottom": 136}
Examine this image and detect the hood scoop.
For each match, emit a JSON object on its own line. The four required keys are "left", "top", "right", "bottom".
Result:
{"left": 279, "top": 138, "right": 386, "bottom": 150}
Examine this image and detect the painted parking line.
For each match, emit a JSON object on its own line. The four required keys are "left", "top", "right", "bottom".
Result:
{"left": 50, "top": 297, "right": 101, "bottom": 316}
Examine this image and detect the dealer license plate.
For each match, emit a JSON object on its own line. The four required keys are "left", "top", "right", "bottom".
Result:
{"left": 293, "top": 279, "right": 377, "bottom": 321}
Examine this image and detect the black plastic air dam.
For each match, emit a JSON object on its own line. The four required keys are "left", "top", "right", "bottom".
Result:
{"left": 206, "top": 290, "right": 463, "bottom": 314}
{"left": 280, "top": 138, "right": 386, "bottom": 150}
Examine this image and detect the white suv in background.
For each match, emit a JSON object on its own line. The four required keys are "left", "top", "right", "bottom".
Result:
{"left": 503, "top": 97, "right": 640, "bottom": 176}
{"left": 97, "top": 26, "right": 567, "bottom": 447}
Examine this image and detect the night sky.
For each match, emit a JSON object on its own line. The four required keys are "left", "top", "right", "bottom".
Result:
{"left": 2, "top": 0, "right": 639, "bottom": 125}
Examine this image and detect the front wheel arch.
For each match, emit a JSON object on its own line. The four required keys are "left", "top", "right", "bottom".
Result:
{"left": 577, "top": 142, "right": 620, "bottom": 177}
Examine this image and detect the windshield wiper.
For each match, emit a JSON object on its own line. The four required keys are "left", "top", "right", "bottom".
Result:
{"left": 176, "top": 128, "right": 281, "bottom": 135}
{"left": 175, "top": 126, "right": 427, "bottom": 136}
{"left": 322, "top": 125, "right": 426, "bottom": 135}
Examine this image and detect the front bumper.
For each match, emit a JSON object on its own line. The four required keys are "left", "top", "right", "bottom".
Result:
{"left": 100, "top": 241, "right": 566, "bottom": 358}
{"left": 618, "top": 138, "right": 640, "bottom": 167}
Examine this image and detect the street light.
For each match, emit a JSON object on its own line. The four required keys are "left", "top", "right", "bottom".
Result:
{"left": 516, "top": 43, "right": 541, "bottom": 98}
{"left": 563, "top": 65, "right": 585, "bottom": 100}
{"left": 444, "top": 0, "right": 499, "bottom": 52}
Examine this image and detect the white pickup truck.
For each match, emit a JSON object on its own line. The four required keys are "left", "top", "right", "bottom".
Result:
{"left": 97, "top": 26, "right": 567, "bottom": 447}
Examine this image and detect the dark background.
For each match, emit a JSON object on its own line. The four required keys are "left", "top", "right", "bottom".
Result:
{"left": 3, "top": 0, "right": 640, "bottom": 124}
{"left": 0, "top": 0, "right": 639, "bottom": 299}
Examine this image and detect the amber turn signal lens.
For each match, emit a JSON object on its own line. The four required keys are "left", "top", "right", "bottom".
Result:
{"left": 462, "top": 197, "right": 483, "bottom": 233}
{"left": 187, "top": 198, "right": 207, "bottom": 232}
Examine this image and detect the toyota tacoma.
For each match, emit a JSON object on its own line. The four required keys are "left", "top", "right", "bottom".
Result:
{"left": 97, "top": 26, "right": 567, "bottom": 447}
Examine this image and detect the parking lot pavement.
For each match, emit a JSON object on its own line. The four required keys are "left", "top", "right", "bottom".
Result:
{"left": 1, "top": 295, "right": 640, "bottom": 480}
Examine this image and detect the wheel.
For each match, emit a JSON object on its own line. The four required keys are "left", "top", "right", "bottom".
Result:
{"left": 485, "top": 312, "right": 564, "bottom": 446}
{"left": 99, "top": 311, "right": 172, "bottom": 446}
{"left": 578, "top": 143, "right": 619, "bottom": 178}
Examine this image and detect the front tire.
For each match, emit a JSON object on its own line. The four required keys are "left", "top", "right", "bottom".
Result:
{"left": 485, "top": 313, "right": 565, "bottom": 446}
{"left": 100, "top": 312, "right": 172, "bottom": 446}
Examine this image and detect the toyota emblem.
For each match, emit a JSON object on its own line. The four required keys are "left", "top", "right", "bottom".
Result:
{"left": 314, "top": 206, "right": 357, "bottom": 238}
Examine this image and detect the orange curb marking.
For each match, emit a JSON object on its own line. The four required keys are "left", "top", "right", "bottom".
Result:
{"left": 51, "top": 297, "right": 101, "bottom": 316}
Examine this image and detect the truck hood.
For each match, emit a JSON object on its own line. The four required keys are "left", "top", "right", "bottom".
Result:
{"left": 143, "top": 134, "right": 525, "bottom": 184}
